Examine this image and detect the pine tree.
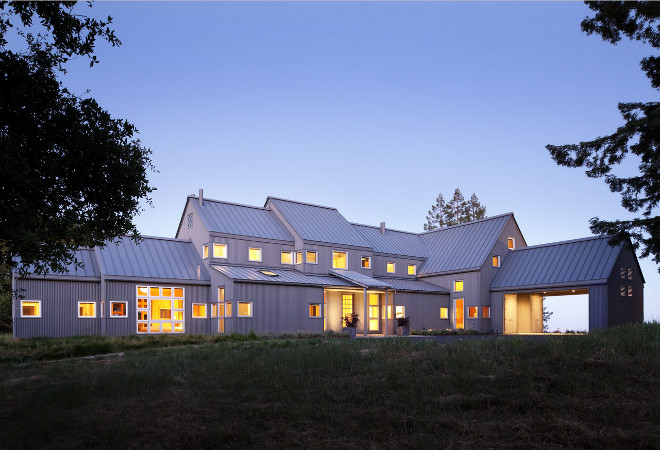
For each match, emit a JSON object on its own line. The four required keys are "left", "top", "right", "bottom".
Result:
{"left": 442, "top": 189, "right": 469, "bottom": 226}
{"left": 424, "top": 189, "right": 487, "bottom": 230}
{"left": 424, "top": 194, "right": 446, "bottom": 231}
{"left": 466, "top": 193, "right": 487, "bottom": 222}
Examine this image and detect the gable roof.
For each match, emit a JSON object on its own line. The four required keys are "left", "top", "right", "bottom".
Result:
{"left": 419, "top": 213, "right": 513, "bottom": 275}
{"left": 267, "top": 197, "right": 371, "bottom": 248}
{"left": 352, "top": 224, "right": 427, "bottom": 258}
{"left": 490, "top": 235, "right": 623, "bottom": 290}
{"left": 329, "top": 269, "right": 394, "bottom": 289}
{"left": 13, "top": 248, "right": 101, "bottom": 278}
{"left": 191, "top": 197, "right": 294, "bottom": 242}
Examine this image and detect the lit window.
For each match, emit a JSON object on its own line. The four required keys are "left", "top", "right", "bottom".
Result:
{"left": 628, "top": 268, "right": 633, "bottom": 280}
{"left": 295, "top": 251, "right": 302, "bottom": 264}
{"left": 408, "top": 264, "right": 416, "bottom": 275}
{"left": 218, "top": 287, "right": 225, "bottom": 301}
{"left": 620, "top": 267, "right": 626, "bottom": 279}
{"left": 238, "top": 302, "right": 252, "bottom": 317}
{"left": 21, "top": 300, "right": 41, "bottom": 318}
{"left": 306, "top": 251, "right": 317, "bottom": 264}
{"left": 225, "top": 302, "right": 233, "bottom": 317}
{"left": 333, "top": 251, "right": 347, "bottom": 269}
{"left": 361, "top": 256, "right": 371, "bottom": 269}
{"left": 493, "top": 256, "right": 500, "bottom": 267}
{"left": 218, "top": 303, "right": 225, "bottom": 317}
{"left": 192, "top": 304, "right": 207, "bottom": 318}
{"left": 187, "top": 213, "right": 193, "bottom": 228}
{"left": 78, "top": 302, "right": 96, "bottom": 318}
{"left": 440, "top": 307, "right": 448, "bottom": 319}
{"left": 202, "top": 244, "right": 209, "bottom": 259}
{"left": 150, "top": 287, "right": 160, "bottom": 297}
{"left": 482, "top": 306, "right": 490, "bottom": 318}
{"left": 628, "top": 286, "right": 633, "bottom": 297}
{"left": 383, "top": 305, "right": 393, "bottom": 319}
{"left": 387, "top": 262, "right": 395, "bottom": 273}
{"left": 110, "top": 302, "right": 127, "bottom": 317}
{"left": 342, "top": 294, "right": 353, "bottom": 317}
{"left": 136, "top": 286, "right": 184, "bottom": 334}
{"left": 507, "top": 237, "right": 515, "bottom": 250}
{"left": 249, "top": 247, "right": 262, "bottom": 262}
{"left": 468, "top": 307, "right": 478, "bottom": 318}
{"left": 281, "top": 251, "right": 293, "bottom": 264}
{"left": 395, "top": 306, "right": 405, "bottom": 318}
{"left": 309, "top": 304, "right": 321, "bottom": 317}
{"left": 454, "top": 280, "right": 464, "bottom": 292}
{"left": 174, "top": 288, "right": 184, "bottom": 298}
{"left": 211, "top": 304, "right": 218, "bottom": 318}
{"left": 620, "top": 285, "right": 626, "bottom": 297}
{"left": 213, "top": 243, "right": 227, "bottom": 258}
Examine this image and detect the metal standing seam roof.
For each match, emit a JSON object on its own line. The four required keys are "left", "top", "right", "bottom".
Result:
{"left": 419, "top": 214, "right": 512, "bottom": 275}
{"left": 490, "top": 235, "right": 622, "bottom": 290}
{"left": 352, "top": 224, "right": 428, "bottom": 258}
{"left": 329, "top": 270, "right": 394, "bottom": 289}
{"left": 96, "top": 236, "right": 210, "bottom": 281}
{"left": 374, "top": 277, "right": 450, "bottom": 293}
{"left": 212, "top": 265, "right": 355, "bottom": 287}
{"left": 13, "top": 248, "right": 101, "bottom": 278}
{"left": 266, "top": 197, "right": 372, "bottom": 248}
{"left": 193, "top": 198, "right": 294, "bottom": 242}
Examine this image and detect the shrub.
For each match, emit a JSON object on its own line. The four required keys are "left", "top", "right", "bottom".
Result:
{"left": 342, "top": 312, "right": 360, "bottom": 328}
{"left": 397, "top": 316, "right": 410, "bottom": 328}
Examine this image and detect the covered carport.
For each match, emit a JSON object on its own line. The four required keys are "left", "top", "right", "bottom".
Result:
{"left": 489, "top": 236, "right": 644, "bottom": 334}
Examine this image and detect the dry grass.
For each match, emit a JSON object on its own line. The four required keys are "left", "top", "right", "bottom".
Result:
{"left": 0, "top": 323, "right": 658, "bottom": 449}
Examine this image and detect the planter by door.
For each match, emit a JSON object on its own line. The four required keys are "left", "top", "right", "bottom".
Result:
{"left": 344, "top": 327, "right": 357, "bottom": 339}
{"left": 397, "top": 326, "right": 410, "bottom": 336}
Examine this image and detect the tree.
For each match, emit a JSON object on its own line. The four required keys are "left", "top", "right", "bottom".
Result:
{"left": 0, "top": 2, "right": 155, "bottom": 277}
{"left": 546, "top": 1, "right": 660, "bottom": 272}
{"left": 543, "top": 304, "right": 553, "bottom": 333}
{"left": 424, "top": 189, "right": 487, "bottom": 230}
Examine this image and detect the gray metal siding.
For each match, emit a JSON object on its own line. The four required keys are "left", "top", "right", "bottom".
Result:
{"left": 422, "top": 271, "right": 482, "bottom": 329}
{"left": 372, "top": 255, "right": 424, "bottom": 278}
{"left": 176, "top": 199, "right": 211, "bottom": 257}
{"left": 207, "top": 237, "right": 295, "bottom": 269}
{"left": 394, "top": 292, "right": 450, "bottom": 332}
{"left": 607, "top": 243, "right": 644, "bottom": 327}
{"left": 296, "top": 243, "right": 374, "bottom": 277}
{"left": 589, "top": 285, "right": 609, "bottom": 330}
{"left": 490, "top": 292, "right": 504, "bottom": 334}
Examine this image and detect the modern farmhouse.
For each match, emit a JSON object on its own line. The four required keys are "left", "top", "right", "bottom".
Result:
{"left": 12, "top": 192, "right": 644, "bottom": 338}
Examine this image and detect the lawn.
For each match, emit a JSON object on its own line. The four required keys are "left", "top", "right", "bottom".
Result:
{"left": 0, "top": 323, "right": 658, "bottom": 449}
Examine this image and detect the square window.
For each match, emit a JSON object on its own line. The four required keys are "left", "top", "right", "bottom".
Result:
{"left": 620, "top": 285, "right": 626, "bottom": 297}
{"left": 202, "top": 244, "right": 209, "bottom": 259}
{"left": 21, "top": 300, "right": 41, "bottom": 318}
{"left": 138, "top": 311, "right": 148, "bottom": 320}
{"left": 628, "top": 285, "right": 633, "bottom": 297}
{"left": 192, "top": 304, "right": 207, "bottom": 318}
{"left": 440, "top": 307, "right": 448, "bottom": 319}
{"left": 249, "top": 248, "right": 262, "bottom": 262}
{"left": 306, "top": 251, "right": 317, "bottom": 264}
{"left": 213, "top": 243, "right": 227, "bottom": 258}
{"left": 482, "top": 306, "right": 490, "bottom": 318}
{"left": 468, "top": 307, "right": 478, "bottom": 318}
{"left": 492, "top": 256, "right": 500, "bottom": 267}
{"left": 218, "top": 287, "right": 225, "bottom": 301}
{"left": 386, "top": 262, "right": 395, "bottom": 273}
{"left": 281, "top": 251, "right": 293, "bottom": 264}
{"left": 395, "top": 305, "right": 405, "bottom": 318}
{"left": 628, "top": 269, "right": 633, "bottom": 280}
{"left": 78, "top": 302, "right": 96, "bottom": 318}
{"left": 137, "top": 323, "right": 148, "bottom": 333}
{"left": 309, "top": 304, "right": 321, "bottom": 317}
{"left": 238, "top": 302, "right": 252, "bottom": 317}
{"left": 507, "top": 237, "right": 515, "bottom": 250}
{"left": 408, "top": 264, "right": 416, "bottom": 275}
{"left": 454, "top": 280, "right": 464, "bottom": 292}
{"left": 361, "top": 256, "right": 371, "bottom": 269}
{"left": 111, "top": 302, "right": 127, "bottom": 317}
{"left": 333, "top": 251, "right": 347, "bottom": 269}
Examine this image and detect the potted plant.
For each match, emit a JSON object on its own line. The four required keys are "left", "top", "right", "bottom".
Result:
{"left": 342, "top": 312, "right": 360, "bottom": 338}
{"left": 397, "top": 316, "right": 410, "bottom": 336}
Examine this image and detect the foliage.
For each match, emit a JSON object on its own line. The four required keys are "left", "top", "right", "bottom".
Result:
{"left": 424, "top": 188, "right": 487, "bottom": 230}
{"left": 396, "top": 316, "right": 410, "bottom": 328}
{"left": 546, "top": 1, "right": 660, "bottom": 271}
{"left": 0, "top": 2, "right": 155, "bottom": 278}
{"left": 542, "top": 304, "right": 553, "bottom": 333}
{"left": 341, "top": 312, "right": 360, "bottom": 328}
{"left": 411, "top": 328, "right": 480, "bottom": 336}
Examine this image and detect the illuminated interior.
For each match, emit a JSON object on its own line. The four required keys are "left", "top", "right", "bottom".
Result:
{"left": 455, "top": 299, "right": 464, "bottom": 329}
{"left": 218, "top": 287, "right": 225, "bottom": 301}
{"left": 395, "top": 305, "right": 405, "bottom": 318}
{"left": 111, "top": 302, "right": 126, "bottom": 317}
{"left": 408, "top": 264, "right": 416, "bottom": 275}
{"left": 78, "top": 302, "right": 96, "bottom": 317}
{"left": 386, "top": 262, "right": 395, "bottom": 273}
{"left": 482, "top": 306, "right": 490, "bottom": 318}
{"left": 333, "top": 251, "right": 347, "bottom": 269}
{"left": 508, "top": 237, "right": 515, "bottom": 250}
{"left": 238, "top": 302, "right": 251, "bottom": 317}
{"left": 295, "top": 251, "right": 302, "bottom": 264}
{"left": 454, "top": 280, "right": 464, "bottom": 292}
{"left": 342, "top": 294, "right": 353, "bottom": 317}
{"left": 249, "top": 247, "right": 262, "bottom": 261}
{"left": 137, "top": 286, "right": 184, "bottom": 333}
{"left": 260, "top": 270, "right": 278, "bottom": 276}
{"left": 193, "top": 304, "right": 207, "bottom": 318}
{"left": 440, "top": 307, "right": 448, "bottom": 319}
{"left": 306, "top": 251, "right": 317, "bottom": 264}
{"left": 309, "top": 304, "right": 320, "bottom": 317}
{"left": 468, "top": 306, "right": 478, "bottom": 318}
{"left": 368, "top": 294, "right": 379, "bottom": 331}
{"left": 21, "top": 301, "right": 40, "bottom": 317}
{"left": 361, "top": 257, "right": 371, "bottom": 269}
{"left": 281, "top": 251, "right": 293, "bottom": 264}
{"left": 203, "top": 244, "right": 209, "bottom": 258}
{"left": 218, "top": 303, "right": 225, "bottom": 333}
{"left": 213, "top": 243, "right": 227, "bottom": 258}
{"left": 493, "top": 256, "right": 500, "bottom": 267}
{"left": 226, "top": 302, "right": 233, "bottom": 317}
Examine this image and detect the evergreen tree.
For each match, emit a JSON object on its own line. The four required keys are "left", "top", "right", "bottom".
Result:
{"left": 424, "top": 194, "right": 447, "bottom": 231}
{"left": 424, "top": 189, "right": 487, "bottom": 230}
{"left": 442, "top": 189, "right": 469, "bottom": 226}
{"left": 466, "top": 193, "right": 487, "bottom": 222}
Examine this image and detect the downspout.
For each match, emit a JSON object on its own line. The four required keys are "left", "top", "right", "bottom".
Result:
{"left": 363, "top": 287, "right": 368, "bottom": 337}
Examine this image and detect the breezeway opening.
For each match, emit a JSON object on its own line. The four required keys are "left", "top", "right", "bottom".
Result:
{"left": 544, "top": 293, "right": 589, "bottom": 333}
{"left": 503, "top": 289, "right": 588, "bottom": 334}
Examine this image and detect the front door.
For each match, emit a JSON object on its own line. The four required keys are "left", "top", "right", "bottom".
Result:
{"left": 368, "top": 293, "right": 380, "bottom": 332}
{"left": 455, "top": 298, "right": 464, "bottom": 329}
{"left": 504, "top": 294, "right": 518, "bottom": 334}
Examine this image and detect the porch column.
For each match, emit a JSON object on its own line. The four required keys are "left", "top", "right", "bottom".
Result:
{"left": 384, "top": 290, "right": 389, "bottom": 336}
{"left": 363, "top": 287, "right": 368, "bottom": 337}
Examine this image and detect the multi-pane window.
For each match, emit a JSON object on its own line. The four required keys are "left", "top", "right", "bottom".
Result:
{"left": 493, "top": 256, "right": 500, "bottom": 267}
{"left": 306, "top": 251, "right": 317, "bottom": 264}
{"left": 249, "top": 248, "right": 262, "bottom": 262}
{"left": 440, "top": 307, "right": 448, "bottom": 319}
{"left": 281, "top": 251, "right": 293, "bottom": 264}
{"left": 213, "top": 243, "right": 227, "bottom": 258}
{"left": 386, "top": 262, "right": 395, "bottom": 273}
{"left": 110, "top": 301, "right": 127, "bottom": 317}
{"left": 454, "top": 280, "right": 464, "bottom": 292}
{"left": 508, "top": 237, "right": 515, "bottom": 250}
{"left": 408, "top": 264, "right": 416, "bottom": 275}
{"left": 361, "top": 256, "right": 371, "bottom": 269}
{"left": 309, "top": 304, "right": 321, "bottom": 317}
{"left": 342, "top": 294, "right": 353, "bottom": 318}
{"left": 78, "top": 302, "right": 96, "bottom": 318}
{"left": 333, "top": 251, "right": 347, "bottom": 269}
{"left": 482, "top": 306, "right": 490, "bottom": 318}
{"left": 218, "top": 303, "right": 225, "bottom": 333}
{"left": 468, "top": 307, "right": 478, "bottom": 318}
{"left": 192, "top": 304, "right": 207, "bottom": 318}
{"left": 136, "top": 286, "right": 184, "bottom": 334}
{"left": 202, "top": 244, "right": 209, "bottom": 259}
{"left": 237, "top": 302, "right": 252, "bottom": 317}
{"left": 21, "top": 300, "right": 41, "bottom": 318}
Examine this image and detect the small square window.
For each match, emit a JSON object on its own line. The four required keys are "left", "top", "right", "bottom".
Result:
{"left": 21, "top": 300, "right": 41, "bottom": 318}
{"left": 620, "top": 285, "right": 626, "bottom": 297}
{"left": 454, "top": 280, "right": 464, "bottom": 292}
{"left": 110, "top": 301, "right": 127, "bottom": 317}
{"left": 440, "top": 307, "right": 448, "bottom": 319}
{"left": 202, "top": 244, "right": 209, "bottom": 259}
{"left": 218, "top": 287, "right": 225, "bottom": 301}
{"left": 192, "top": 304, "right": 207, "bottom": 318}
{"left": 309, "top": 304, "right": 321, "bottom": 317}
{"left": 281, "top": 251, "right": 293, "bottom": 264}
{"left": 628, "top": 269, "right": 633, "bottom": 280}
{"left": 468, "top": 307, "right": 478, "bottom": 318}
{"left": 238, "top": 302, "right": 252, "bottom": 317}
{"left": 482, "top": 306, "right": 490, "bottom": 318}
{"left": 361, "top": 256, "right": 371, "bottom": 269}
{"left": 386, "top": 262, "right": 395, "bottom": 273}
{"left": 333, "top": 251, "right": 347, "bottom": 269}
{"left": 78, "top": 302, "right": 96, "bottom": 318}
{"left": 408, "top": 264, "right": 416, "bottom": 275}
{"left": 507, "top": 237, "right": 515, "bottom": 250}
{"left": 306, "top": 251, "right": 317, "bottom": 264}
{"left": 395, "top": 306, "right": 405, "bottom": 318}
{"left": 187, "top": 213, "right": 193, "bottom": 228}
{"left": 628, "top": 285, "right": 633, "bottom": 297}
{"left": 249, "top": 248, "right": 262, "bottom": 262}
{"left": 213, "top": 243, "right": 227, "bottom": 258}
{"left": 492, "top": 256, "right": 500, "bottom": 267}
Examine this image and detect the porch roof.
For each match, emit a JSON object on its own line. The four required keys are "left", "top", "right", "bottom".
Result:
{"left": 212, "top": 265, "right": 355, "bottom": 287}
{"left": 329, "top": 270, "right": 394, "bottom": 289}
{"left": 375, "top": 277, "right": 450, "bottom": 293}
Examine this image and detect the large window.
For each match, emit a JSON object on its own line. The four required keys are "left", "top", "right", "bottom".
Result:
{"left": 249, "top": 248, "right": 262, "bottom": 262}
{"left": 237, "top": 302, "right": 252, "bottom": 317}
{"left": 408, "top": 264, "right": 416, "bottom": 275}
{"left": 213, "top": 243, "right": 227, "bottom": 258}
{"left": 21, "top": 300, "right": 41, "bottom": 318}
{"left": 342, "top": 294, "right": 353, "bottom": 318}
{"left": 386, "top": 262, "right": 395, "bottom": 273}
{"left": 137, "top": 286, "right": 185, "bottom": 334}
{"left": 78, "top": 302, "right": 96, "bottom": 318}
{"left": 110, "top": 301, "right": 127, "bottom": 317}
{"left": 361, "top": 256, "right": 371, "bottom": 269}
{"left": 218, "top": 303, "right": 225, "bottom": 333}
{"left": 333, "top": 251, "right": 347, "bottom": 269}
{"left": 306, "top": 251, "right": 318, "bottom": 264}
{"left": 281, "top": 251, "right": 293, "bottom": 264}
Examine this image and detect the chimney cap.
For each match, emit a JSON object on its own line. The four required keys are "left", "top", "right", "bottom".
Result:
{"left": 380, "top": 222, "right": 386, "bottom": 235}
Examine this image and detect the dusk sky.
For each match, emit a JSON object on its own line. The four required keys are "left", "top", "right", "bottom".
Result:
{"left": 60, "top": 1, "right": 659, "bottom": 330}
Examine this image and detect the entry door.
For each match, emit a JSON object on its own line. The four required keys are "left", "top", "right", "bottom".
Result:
{"left": 368, "top": 293, "right": 380, "bottom": 332}
{"left": 504, "top": 294, "right": 518, "bottom": 334}
{"left": 454, "top": 298, "right": 464, "bottom": 329}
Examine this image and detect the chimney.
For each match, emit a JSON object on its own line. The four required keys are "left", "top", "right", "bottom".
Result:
{"left": 199, "top": 189, "right": 203, "bottom": 206}
{"left": 380, "top": 222, "right": 386, "bottom": 235}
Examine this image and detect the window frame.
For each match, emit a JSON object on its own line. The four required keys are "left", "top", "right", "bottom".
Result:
{"left": 309, "top": 303, "right": 321, "bottom": 318}
{"left": 213, "top": 243, "right": 227, "bottom": 259}
{"left": 507, "top": 237, "right": 515, "bottom": 250}
{"left": 192, "top": 303, "right": 207, "bottom": 318}
{"left": 361, "top": 256, "right": 371, "bottom": 269}
{"left": 294, "top": 251, "right": 302, "bottom": 264}
{"left": 408, "top": 264, "right": 416, "bottom": 275}
{"left": 77, "top": 301, "right": 97, "bottom": 318}
{"left": 468, "top": 306, "right": 478, "bottom": 319}
{"left": 440, "top": 307, "right": 449, "bottom": 320}
{"left": 136, "top": 285, "right": 185, "bottom": 334}
{"left": 342, "top": 294, "right": 353, "bottom": 318}
{"left": 306, "top": 250, "right": 318, "bottom": 264}
{"left": 482, "top": 306, "right": 490, "bottom": 318}
{"left": 395, "top": 305, "right": 405, "bottom": 319}
{"left": 454, "top": 280, "right": 464, "bottom": 292}
{"left": 20, "top": 300, "right": 42, "bottom": 318}
{"left": 281, "top": 251, "right": 294, "bottom": 265}
{"left": 110, "top": 301, "right": 128, "bottom": 318}
{"left": 218, "top": 286, "right": 225, "bottom": 302}
{"left": 248, "top": 247, "right": 262, "bottom": 262}
{"left": 237, "top": 301, "right": 253, "bottom": 317}
{"left": 202, "top": 244, "right": 209, "bottom": 259}
{"left": 620, "top": 267, "right": 626, "bottom": 279}
{"left": 492, "top": 255, "right": 500, "bottom": 267}
{"left": 332, "top": 250, "right": 348, "bottom": 269}
{"left": 386, "top": 262, "right": 396, "bottom": 274}
{"left": 225, "top": 302, "right": 233, "bottom": 317}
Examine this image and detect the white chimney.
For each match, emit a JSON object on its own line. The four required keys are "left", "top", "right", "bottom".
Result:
{"left": 380, "top": 222, "right": 386, "bottom": 235}
{"left": 199, "top": 189, "right": 203, "bottom": 206}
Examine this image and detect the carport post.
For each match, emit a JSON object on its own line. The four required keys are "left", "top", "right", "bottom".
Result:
{"left": 364, "top": 287, "right": 368, "bottom": 337}
{"left": 384, "top": 290, "right": 389, "bottom": 336}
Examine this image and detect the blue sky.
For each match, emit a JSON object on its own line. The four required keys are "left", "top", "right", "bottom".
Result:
{"left": 61, "top": 1, "right": 658, "bottom": 330}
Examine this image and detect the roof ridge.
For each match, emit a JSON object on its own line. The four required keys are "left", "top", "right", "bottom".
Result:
{"left": 189, "top": 196, "right": 270, "bottom": 212}
{"left": 351, "top": 222, "right": 422, "bottom": 236}
{"left": 419, "top": 212, "right": 513, "bottom": 235}
{"left": 513, "top": 234, "right": 615, "bottom": 251}
{"left": 266, "top": 196, "right": 338, "bottom": 211}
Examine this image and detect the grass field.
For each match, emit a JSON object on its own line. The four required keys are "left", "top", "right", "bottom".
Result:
{"left": 0, "top": 323, "right": 658, "bottom": 449}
